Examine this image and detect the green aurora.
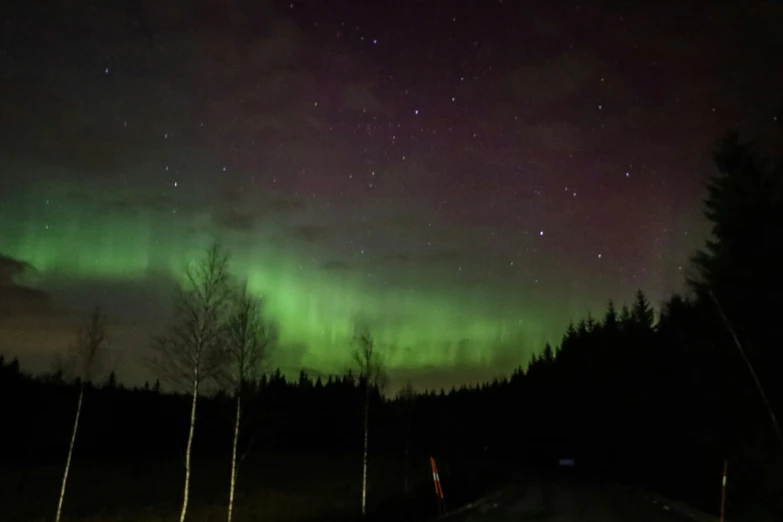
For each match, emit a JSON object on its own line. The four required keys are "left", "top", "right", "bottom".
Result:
{"left": 0, "top": 180, "right": 608, "bottom": 381}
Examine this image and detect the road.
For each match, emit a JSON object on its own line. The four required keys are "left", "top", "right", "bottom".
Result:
{"left": 447, "top": 475, "right": 710, "bottom": 522}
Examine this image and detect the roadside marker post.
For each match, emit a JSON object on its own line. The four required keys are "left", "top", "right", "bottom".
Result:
{"left": 430, "top": 456, "right": 446, "bottom": 516}
{"left": 719, "top": 460, "right": 727, "bottom": 522}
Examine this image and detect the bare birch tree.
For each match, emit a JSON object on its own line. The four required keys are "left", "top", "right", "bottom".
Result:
{"left": 219, "top": 283, "right": 275, "bottom": 522}
{"left": 351, "top": 327, "right": 387, "bottom": 517}
{"left": 55, "top": 306, "right": 107, "bottom": 522}
{"left": 150, "top": 243, "right": 232, "bottom": 522}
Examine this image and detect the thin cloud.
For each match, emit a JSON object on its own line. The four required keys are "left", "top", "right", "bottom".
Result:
{"left": 268, "top": 197, "right": 307, "bottom": 213}
{"left": 420, "top": 250, "right": 462, "bottom": 264}
{"left": 507, "top": 50, "right": 609, "bottom": 106}
{"left": 212, "top": 207, "right": 260, "bottom": 232}
{"left": 379, "top": 252, "right": 411, "bottom": 264}
{"left": 0, "top": 253, "right": 52, "bottom": 318}
{"left": 321, "top": 260, "right": 351, "bottom": 271}
{"left": 292, "top": 224, "right": 331, "bottom": 244}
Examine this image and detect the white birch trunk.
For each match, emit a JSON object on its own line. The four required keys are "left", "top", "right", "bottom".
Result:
{"left": 361, "top": 384, "right": 369, "bottom": 517}
{"left": 180, "top": 374, "right": 199, "bottom": 522}
{"left": 55, "top": 385, "right": 84, "bottom": 522}
{"left": 227, "top": 394, "right": 241, "bottom": 522}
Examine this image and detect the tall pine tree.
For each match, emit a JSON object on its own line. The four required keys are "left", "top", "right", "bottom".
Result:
{"left": 632, "top": 290, "right": 655, "bottom": 331}
{"left": 691, "top": 131, "right": 783, "bottom": 400}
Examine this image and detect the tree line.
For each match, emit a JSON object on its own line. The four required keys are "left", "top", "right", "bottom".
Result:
{"left": 1, "top": 131, "right": 781, "bottom": 521}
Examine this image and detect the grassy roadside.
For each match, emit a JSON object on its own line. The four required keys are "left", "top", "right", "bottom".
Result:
{"left": 1, "top": 451, "right": 499, "bottom": 522}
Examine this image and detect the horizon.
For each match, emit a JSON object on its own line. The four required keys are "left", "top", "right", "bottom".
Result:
{"left": 2, "top": 0, "right": 780, "bottom": 390}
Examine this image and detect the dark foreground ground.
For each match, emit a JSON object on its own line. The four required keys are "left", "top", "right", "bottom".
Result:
{"left": 1, "top": 450, "right": 732, "bottom": 522}
{"left": 0, "top": 452, "right": 499, "bottom": 522}
{"left": 448, "top": 472, "right": 717, "bottom": 522}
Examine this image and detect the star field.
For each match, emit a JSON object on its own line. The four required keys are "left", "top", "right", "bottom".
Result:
{"left": 0, "top": 0, "right": 781, "bottom": 389}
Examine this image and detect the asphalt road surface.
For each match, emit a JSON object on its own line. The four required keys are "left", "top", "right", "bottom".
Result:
{"left": 448, "top": 475, "right": 708, "bottom": 522}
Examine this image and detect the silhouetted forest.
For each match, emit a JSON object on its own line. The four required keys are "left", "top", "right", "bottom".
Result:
{"left": 1, "top": 131, "right": 781, "bottom": 521}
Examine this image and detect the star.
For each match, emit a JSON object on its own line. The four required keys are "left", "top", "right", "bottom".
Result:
{"left": 2, "top": 0, "right": 767, "bottom": 397}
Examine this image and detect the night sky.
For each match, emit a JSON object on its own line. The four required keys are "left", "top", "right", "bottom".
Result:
{"left": 1, "top": 0, "right": 781, "bottom": 389}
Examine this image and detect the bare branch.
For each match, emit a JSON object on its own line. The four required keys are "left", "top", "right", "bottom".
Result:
{"left": 217, "top": 282, "right": 277, "bottom": 394}
{"left": 55, "top": 306, "right": 108, "bottom": 522}
{"left": 351, "top": 325, "right": 387, "bottom": 390}
{"left": 148, "top": 242, "right": 234, "bottom": 522}
{"left": 221, "top": 281, "right": 276, "bottom": 522}
{"left": 351, "top": 325, "right": 386, "bottom": 517}
{"left": 149, "top": 243, "right": 233, "bottom": 390}
{"left": 397, "top": 380, "right": 416, "bottom": 402}
{"left": 61, "top": 305, "right": 108, "bottom": 385}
